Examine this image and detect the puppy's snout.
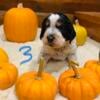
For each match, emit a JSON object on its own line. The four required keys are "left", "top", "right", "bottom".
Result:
{"left": 47, "top": 34, "right": 55, "bottom": 43}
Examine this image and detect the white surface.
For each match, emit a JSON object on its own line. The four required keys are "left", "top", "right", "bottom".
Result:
{"left": 0, "top": 25, "right": 100, "bottom": 100}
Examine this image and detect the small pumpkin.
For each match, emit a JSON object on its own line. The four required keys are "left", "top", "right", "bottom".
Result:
{"left": 0, "top": 48, "right": 9, "bottom": 62}
{"left": 0, "top": 62, "right": 18, "bottom": 90}
{"left": 73, "top": 19, "right": 87, "bottom": 46}
{"left": 16, "top": 57, "right": 57, "bottom": 100}
{"left": 85, "top": 52, "right": 100, "bottom": 80}
{"left": 58, "top": 61, "right": 100, "bottom": 100}
{"left": 4, "top": 3, "right": 38, "bottom": 43}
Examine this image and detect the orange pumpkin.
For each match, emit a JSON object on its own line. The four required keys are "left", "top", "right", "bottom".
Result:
{"left": 0, "top": 48, "right": 9, "bottom": 62}
{"left": 4, "top": 3, "right": 38, "bottom": 43}
{"left": 58, "top": 61, "right": 100, "bottom": 100}
{"left": 0, "top": 62, "right": 18, "bottom": 90}
{"left": 16, "top": 57, "right": 57, "bottom": 100}
{"left": 85, "top": 60, "right": 100, "bottom": 80}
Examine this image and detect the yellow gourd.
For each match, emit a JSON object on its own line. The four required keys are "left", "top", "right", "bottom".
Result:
{"left": 73, "top": 19, "right": 87, "bottom": 46}
{"left": 4, "top": 3, "right": 38, "bottom": 43}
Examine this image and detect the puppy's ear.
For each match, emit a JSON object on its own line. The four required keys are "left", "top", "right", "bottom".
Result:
{"left": 55, "top": 13, "right": 76, "bottom": 43}
{"left": 63, "top": 16, "right": 76, "bottom": 43}
{"left": 40, "top": 17, "right": 49, "bottom": 39}
{"left": 67, "top": 23, "right": 76, "bottom": 43}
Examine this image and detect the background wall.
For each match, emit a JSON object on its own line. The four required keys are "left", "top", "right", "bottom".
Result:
{"left": 0, "top": 0, "right": 100, "bottom": 12}
{"left": 0, "top": 0, "right": 100, "bottom": 42}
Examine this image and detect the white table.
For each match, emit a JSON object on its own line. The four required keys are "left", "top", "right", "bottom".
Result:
{"left": 0, "top": 25, "right": 100, "bottom": 100}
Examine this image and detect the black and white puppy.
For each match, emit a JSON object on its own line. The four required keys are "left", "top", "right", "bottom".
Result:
{"left": 40, "top": 13, "right": 77, "bottom": 64}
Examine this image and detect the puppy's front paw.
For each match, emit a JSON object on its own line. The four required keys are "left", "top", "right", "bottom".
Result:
{"left": 42, "top": 53, "right": 51, "bottom": 65}
{"left": 68, "top": 60, "right": 79, "bottom": 69}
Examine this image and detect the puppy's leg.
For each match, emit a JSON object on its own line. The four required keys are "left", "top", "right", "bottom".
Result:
{"left": 68, "top": 53, "right": 77, "bottom": 61}
{"left": 43, "top": 54, "right": 50, "bottom": 63}
{"left": 67, "top": 53, "right": 78, "bottom": 69}
{"left": 41, "top": 52, "right": 51, "bottom": 67}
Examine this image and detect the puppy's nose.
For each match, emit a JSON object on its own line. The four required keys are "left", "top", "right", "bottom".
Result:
{"left": 47, "top": 34, "right": 55, "bottom": 43}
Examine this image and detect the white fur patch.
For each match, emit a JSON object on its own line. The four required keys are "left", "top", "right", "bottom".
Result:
{"left": 42, "top": 13, "right": 65, "bottom": 48}
{"left": 49, "top": 14, "right": 60, "bottom": 27}
{"left": 41, "top": 13, "right": 77, "bottom": 63}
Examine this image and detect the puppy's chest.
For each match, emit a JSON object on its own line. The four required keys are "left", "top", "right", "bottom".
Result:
{"left": 43, "top": 46, "right": 71, "bottom": 60}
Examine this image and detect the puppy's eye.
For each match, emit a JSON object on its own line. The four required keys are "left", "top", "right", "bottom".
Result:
{"left": 45, "top": 20, "right": 50, "bottom": 27}
{"left": 56, "top": 21, "right": 62, "bottom": 27}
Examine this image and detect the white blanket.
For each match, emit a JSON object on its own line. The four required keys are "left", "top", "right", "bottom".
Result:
{"left": 0, "top": 25, "right": 100, "bottom": 100}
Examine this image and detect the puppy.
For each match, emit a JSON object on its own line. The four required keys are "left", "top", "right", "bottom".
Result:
{"left": 40, "top": 13, "right": 77, "bottom": 65}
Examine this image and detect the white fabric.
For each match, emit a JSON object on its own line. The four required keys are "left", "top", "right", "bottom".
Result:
{"left": 0, "top": 25, "right": 100, "bottom": 100}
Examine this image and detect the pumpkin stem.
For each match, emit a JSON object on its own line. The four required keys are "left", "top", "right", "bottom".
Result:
{"left": 69, "top": 61, "right": 80, "bottom": 78}
{"left": 17, "top": 3, "right": 23, "bottom": 8}
{"left": 37, "top": 57, "right": 45, "bottom": 78}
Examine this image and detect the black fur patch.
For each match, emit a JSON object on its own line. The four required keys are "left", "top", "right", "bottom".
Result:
{"left": 40, "top": 13, "right": 76, "bottom": 42}
{"left": 40, "top": 15, "right": 50, "bottom": 39}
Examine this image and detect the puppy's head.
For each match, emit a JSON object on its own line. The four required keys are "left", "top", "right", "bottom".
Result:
{"left": 40, "top": 13, "right": 76, "bottom": 48}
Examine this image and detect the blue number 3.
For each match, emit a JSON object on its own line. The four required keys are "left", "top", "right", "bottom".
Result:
{"left": 19, "top": 46, "right": 32, "bottom": 65}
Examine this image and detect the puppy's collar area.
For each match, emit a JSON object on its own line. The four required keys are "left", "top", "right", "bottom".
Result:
{"left": 53, "top": 46, "right": 66, "bottom": 52}
{"left": 53, "top": 41, "right": 70, "bottom": 51}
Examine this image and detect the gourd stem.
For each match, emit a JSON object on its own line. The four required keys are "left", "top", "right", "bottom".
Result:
{"left": 75, "top": 19, "right": 79, "bottom": 25}
{"left": 17, "top": 2, "right": 23, "bottom": 8}
{"left": 73, "top": 16, "right": 80, "bottom": 25}
{"left": 37, "top": 57, "right": 45, "bottom": 78}
{"left": 69, "top": 61, "right": 80, "bottom": 78}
